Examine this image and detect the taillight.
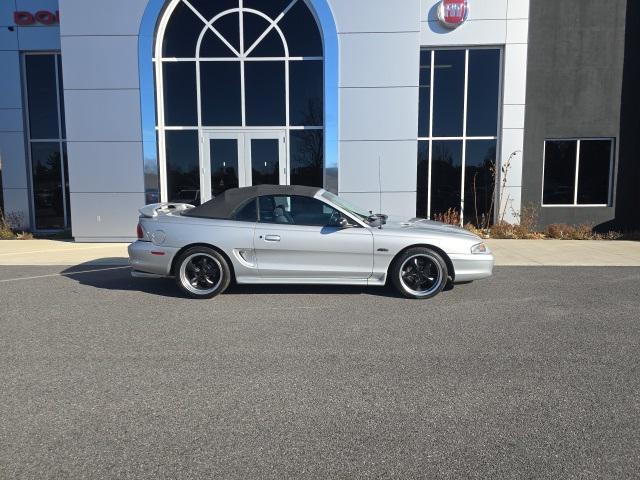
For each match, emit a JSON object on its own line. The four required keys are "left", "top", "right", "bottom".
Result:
{"left": 136, "top": 223, "right": 144, "bottom": 239}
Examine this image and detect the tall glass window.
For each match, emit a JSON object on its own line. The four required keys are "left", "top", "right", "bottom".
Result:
{"left": 24, "top": 53, "right": 69, "bottom": 230}
{"left": 416, "top": 48, "right": 501, "bottom": 226}
{"left": 155, "top": 0, "right": 324, "bottom": 203}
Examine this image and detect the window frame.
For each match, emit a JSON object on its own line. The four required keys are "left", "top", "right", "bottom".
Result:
{"left": 540, "top": 137, "right": 615, "bottom": 208}
{"left": 21, "top": 51, "right": 70, "bottom": 232}
{"left": 416, "top": 46, "right": 504, "bottom": 225}
{"left": 153, "top": 0, "right": 325, "bottom": 202}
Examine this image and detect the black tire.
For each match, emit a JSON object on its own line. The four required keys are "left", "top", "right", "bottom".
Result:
{"left": 391, "top": 247, "right": 449, "bottom": 299}
{"left": 174, "top": 246, "right": 231, "bottom": 299}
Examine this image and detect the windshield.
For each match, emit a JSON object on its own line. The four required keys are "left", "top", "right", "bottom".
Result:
{"left": 320, "top": 191, "right": 375, "bottom": 222}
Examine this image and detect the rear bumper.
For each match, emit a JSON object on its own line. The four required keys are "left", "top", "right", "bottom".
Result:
{"left": 128, "top": 241, "right": 178, "bottom": 277}
{"left": 450, "top": 253, "right": 494, "bottom": 283}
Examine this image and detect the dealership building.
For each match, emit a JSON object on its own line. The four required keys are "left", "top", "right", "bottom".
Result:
{"left": 0, "top": 0, "right": 638, "bottom": 241}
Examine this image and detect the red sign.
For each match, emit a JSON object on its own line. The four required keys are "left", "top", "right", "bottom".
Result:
{"left": 437, "top": 0, "right": 469, "bottom": 29}
{"left": 14, "top": 11, "right": 60, "bottom": 26}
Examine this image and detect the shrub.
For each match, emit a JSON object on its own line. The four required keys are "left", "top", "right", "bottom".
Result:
{"left": 433, "top": 208, "right": 461, "bottom": 226}
{"left": 0, "top": 209, "right": 15, "bottom": 239}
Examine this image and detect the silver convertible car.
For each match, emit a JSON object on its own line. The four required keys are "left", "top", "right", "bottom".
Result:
{"left": 128, "top": 185, "right": 493, "bottom": 299}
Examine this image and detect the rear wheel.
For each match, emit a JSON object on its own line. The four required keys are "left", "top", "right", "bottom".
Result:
{"left": 175, "top": 247, "right": 230, "bottom": 299}
{"left": 391, "top": 248, "right": 448, "bottom": 299}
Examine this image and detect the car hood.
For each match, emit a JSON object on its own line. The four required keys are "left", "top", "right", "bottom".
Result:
{"left": 376, "top": 216, "right": 481, "bottom": 240}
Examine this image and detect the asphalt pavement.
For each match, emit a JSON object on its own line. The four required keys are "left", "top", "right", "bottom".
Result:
{"left": 1, "top": 265, "right": 639, "bottom": 479}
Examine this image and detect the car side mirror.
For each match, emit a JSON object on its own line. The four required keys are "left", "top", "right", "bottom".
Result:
{"left": 338, "top": 216, "right": 354, "bottom": 229}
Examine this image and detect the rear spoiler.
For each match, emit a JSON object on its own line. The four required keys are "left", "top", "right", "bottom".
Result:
{"left": 139, "top": 202, "right": 195, "bottom": 218}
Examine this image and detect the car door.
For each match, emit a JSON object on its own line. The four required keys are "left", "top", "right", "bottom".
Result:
{"left": 253, "top": 195, "right": 373, "bottom": 280}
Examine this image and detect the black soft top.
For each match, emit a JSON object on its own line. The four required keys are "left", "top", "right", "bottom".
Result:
{"left": 182, "top": 185, "right": 323, "bottom": 219}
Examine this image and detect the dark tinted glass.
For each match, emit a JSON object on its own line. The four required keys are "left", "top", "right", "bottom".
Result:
{"left": 25, "top": 55, "right": 59, "bottom": 139}
{"left": 279, "top": 0, "right": 322, "bottom": 56}
{"left": 432, "top": 50, "right": 465, "bottom": 137}
{"left": 233, "top": 198, "right": 258, "bottom": 222}
{"left": 62, "top": 143, "right": 70, "bottom": 228}
{"left": 243, "top": 12, "right": 270, "bottom": 53}
{"left": 416, "top": 140, "right": 429, "bottom": 218}
{"left": 577, "top": 140, "right": 612, "bottom": 205}
{"left": 290, "top": 60, "right": 323, "bottom": 126}
{"left": 205, "top": 12, "right": 240, "bottom": 55}
{"left": 166, "top": 130, "right": 200, "bottom": 204}
{"left": 187, "top": 0, "right": 238, "bottom": 22}
{"left": 163, "top": 62, "right": 197, "bottom": 125}
{"left": 56, "top": 55, "right": 66, "bottom": 137}
{"left": 251, "top": 139, "right": 280, "bottom": 185}
{"left": 290, "top": 130, "right": 323, "bottom": 187}
{"left": 201, "top": 62, "right": 242, "bottom": 126}
{"left": 418, "top": 49, "right": 431, "bottom": 137}
{"left": 464, "top": 140, "right": 496, "bottom": 226}
{"left": 467, "top": 49, "right": 500, "bottom": 137}
{"left": 210, "top": 139, "right": 239, "bottom": 195}
{"left": 431, "top": 140, "right": 462, "bottom": 217}
{"left": 31, "top": 142, "right": 64, "bottom": 229}
{"left": 245, "top": 61, "right": 285, "bottom": 125}
{"left": 162, "top": 1, "right": 205, "bottom": 57}
{"left": 543, "top": 140, "right": 577, "bottom": 204}
{"left": 244, "top": 0, "right": 292, "bottom": 20}
{"left": 259, "top": 195, "right": 335, "bottom": 226}
{"left": 248, "top": 27, "right": 285, "bottom": 57}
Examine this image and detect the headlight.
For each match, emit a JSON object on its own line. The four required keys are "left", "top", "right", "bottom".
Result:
{"left": 471, "top": 242, "right": 489, "bottom": 254}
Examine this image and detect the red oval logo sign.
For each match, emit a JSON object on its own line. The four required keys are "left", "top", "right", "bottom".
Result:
{"left": 437, "top": 0, "right": 469, "bottom": 29}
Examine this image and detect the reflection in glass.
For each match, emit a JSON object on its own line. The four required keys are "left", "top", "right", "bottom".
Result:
{"left": 31, "top": 142, "right": 64, "bottom": 229}
{"left": 245, "top": 61, "right": 285, "bottom": 126}
{"left": 200, "top": 62, "right": 242, "bottom": 126}
{"left": 577, "top": 140, "right": 612, "bottom": 205}
{"left": 464, "top": 140, "right": 496, "bottom": 227}
{"left": 416, "top": 140, "right": 429, "bottom": 218}
{"left": 418, "top": 49, "right": 431, "bottom": 138}
{"left": 432, "top": 50, "right": 465, "bottom": 137}
{"left": 163, "top": 62, "right": 197, "bottom": 125}
{"left": 166, "top": 130, "right": 200, "bottom": 204}
{"left": 543, "top": 141, "right": 577, "bottom": 204}
{"left": 431, "top": 141, "right": 462, "bottom": 217}
{"left": 251, "top": 139, "right": 279, "bottom": 185}
{"left": 466, "top": 49, "right": 500, "bottom": 137}
{"left": 25, "top": 55, "right": 59, "bottom": 139}
{"left": 57, "top": 54, "right": 66, "bottom": 137}
{"left": 290, "top": 130, "right": 323, "bottom": 187}
{"left": 279, "top": 0, "right": 322, "bottom": 57}
{"left": 290, "top": 61, "right": 323, "bottom": 126}
{"left": 210, "top": 139, "right": 239, "bottom": 195}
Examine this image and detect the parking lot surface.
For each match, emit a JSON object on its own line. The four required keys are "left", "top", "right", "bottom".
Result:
{"left": 1, "top": 266, "right": 639, "bottom": 479}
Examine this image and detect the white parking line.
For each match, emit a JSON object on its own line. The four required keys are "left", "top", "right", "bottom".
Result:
{"left": 0, "top": 266, "right": 131, "bottom": 283}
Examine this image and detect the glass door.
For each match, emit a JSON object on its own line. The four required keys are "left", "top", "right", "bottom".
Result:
{"left": 202, "top": 130, "right": 286, "bottom": 202}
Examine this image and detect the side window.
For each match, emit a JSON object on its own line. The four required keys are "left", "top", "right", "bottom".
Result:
{"left": 258, "top": 195, "right": 339, "bottom": 226}
{"left": 232, "top": 198, "right": 257, "bottom": 222}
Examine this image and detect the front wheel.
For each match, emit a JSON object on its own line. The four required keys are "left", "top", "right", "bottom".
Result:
{"left": 175, "top": 247, "right": 231, "bottom": 299}
{"left": 391, "top": 248, "right": 449, "bottom": 299}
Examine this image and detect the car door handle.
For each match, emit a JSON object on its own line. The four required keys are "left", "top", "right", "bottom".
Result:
{"left": 264, "top": 235, "right": 281, "bottom": 242}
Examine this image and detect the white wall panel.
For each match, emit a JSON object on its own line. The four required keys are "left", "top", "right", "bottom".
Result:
{"left": 59, "top": 0, "right": 148, "bottom": 36}
{"left": 421, "top": 19, "right": 507, "bottom": 46}
{"left": 340, "top": 87, "right": 419, "bottom": 141}
{"left": 329, "top": 0, "right": 420, "bottom": 33}
{"left": 0, "top": 28, "right": 18, "bottom": 50}
{"left": 506, "top": 18, "right": 529, "bottom": 44}
{"left": 422, "top": 0, "right": 507, "bottom": 22}
{"left": 338, "top": 192, "right": 381, "bottom": 214}
{"left": 340, "top": 32, "right": 419, "bottom": 88}
{"left": 503, "top": 43, "right": 528, "bottom": 105}
{"left": 0, "top": 131, "right": 28, "bottom": 189}
{"left": 0, "top": 52, "right": 22, "bottom": 109}
{"left": 507, "top": 0, "right": 530, "bottom": 19}
{"left": 500, "top": 129, "right": 524, "bottom": 188}
{"left": 64, "top": 89, "right": 141, "bottom": 142}
{"left": 0, "top": 109, "right": 23, "bottom": 133}
{"left": 502, "top": 104, "right": 525, "bottom": 129}
{"left": 1, "top": 188, "right": 30, "bottom": 228}
{"left": 340, "top": 140, "right": 417, "bottom": 192}
{"left": 0, "top": 1, "right": 15, "bottom": 26}
{"left": 67, "top": 141, "right": 144, "bottom": 193}
{"left": 17, "top": 26, "right": 60, "bottom": 50}
{"left": 70, "top": 192, "right": 145, "bottom": 241}
{"left": 61, "top": 35, "right": 139, "bottom": 89}
{"left": 16, "top": 0, "right": 59, "bottom": 12}
{"left": 498, "top": 185, "right": 522, "bottom": 224}
{"left": 382, "top": 191, "right": 416, "bottom": 217}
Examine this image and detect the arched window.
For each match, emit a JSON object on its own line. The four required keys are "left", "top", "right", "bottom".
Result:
{"left": 155, "top": 0, "right": 324, "bottom": 204}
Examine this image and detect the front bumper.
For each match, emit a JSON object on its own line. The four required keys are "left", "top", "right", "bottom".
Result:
{"left": 128, "top": 241, "right": 178, "bottom": 277}
{"left": 449, "top": 253, "right": 494, "bottom": 283}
